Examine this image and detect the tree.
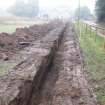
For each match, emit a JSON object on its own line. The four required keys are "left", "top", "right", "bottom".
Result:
{"left": 96, "top": 0, "right": 105, "bottom": 22}
{"left": 75, "top": 6, "right": 92, "bottom": 20}
{"left": 9, "top": 0, "right": 39, "bottom": 18}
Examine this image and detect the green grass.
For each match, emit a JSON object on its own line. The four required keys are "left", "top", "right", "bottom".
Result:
{"left": 75, "top": 22, "right": 105, "bottom": 105}
{"left": 96, "top": 88, "right": 105, "bottom": 105}
{"left": 0, "top": 20, "right": 36, "bottom": 33}
{"left": 0, "top": 24, "right": 31, "bottom": 33}
{"left": 0, "top": 20, "right": 46, "bottom": 33}
{"left": 0, "top": 24, "right": 19, "bottom": 33}
{"left": 0, "top": 61, "right": 17, "bottom": 76}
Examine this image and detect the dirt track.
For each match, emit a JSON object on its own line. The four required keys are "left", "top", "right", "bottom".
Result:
{"left": 0, "top": 21, "right": 99, "bottom": 105}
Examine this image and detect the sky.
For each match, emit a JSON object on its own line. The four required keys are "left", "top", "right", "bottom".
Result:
{"left": 0, "top": 0, "right": 96, "bottom": 12}
{"left": 40, "top": 0, "right": 96, "bottom": 12}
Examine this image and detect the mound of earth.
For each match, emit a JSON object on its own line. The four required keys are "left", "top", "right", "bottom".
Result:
{"left": 0, "top": 21, "right": 98, "bottom": 105}
{"left": 0, "top": 21, "right": 61, "bottom": 60}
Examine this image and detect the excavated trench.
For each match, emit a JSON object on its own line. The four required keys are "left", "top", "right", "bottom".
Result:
{"left": 0, "top": 21, "right": 66, "bottom": 105}
{"left": 0, "top": 21, "right": 99, "bottom": 105}
{"left": 26, "top": 23, "right": 66, "bottom": 105}
{"left": 28, "top": 23, "right": 99, "bottom": 105}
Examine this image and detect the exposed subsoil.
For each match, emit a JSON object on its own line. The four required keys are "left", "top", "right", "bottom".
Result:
{"left": 0, "top": 21, "right": 99, "bottom": 105}
{"left": 0, "top": 20, "right": 61, "bottom": 60}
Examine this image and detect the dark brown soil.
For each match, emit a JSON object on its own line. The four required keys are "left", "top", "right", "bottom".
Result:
{"left": 0, "top": 21, "right": 99, "bottom": 105}
{"left": 28, "top": 22, "right": 99, "bottom": 105}
{"left": 0, "top": 21, "right": 61, "bottom": 60}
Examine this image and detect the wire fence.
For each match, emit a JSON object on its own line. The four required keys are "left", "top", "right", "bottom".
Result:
{"left": 81, "top": 22, "right": 105, "bottom": 50}
{"left": 76, "top": 21, "right": 105, "bottom": 105}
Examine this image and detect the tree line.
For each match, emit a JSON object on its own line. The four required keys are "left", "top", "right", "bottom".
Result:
{"left": 96, "top": 0, "right": 105, "bottom": 22}
{"left": 75, "top": 0, "right": 105, "bottom": 22}
{"left": 9, "top": 0, "right": 39, "bottom": 18}
{"left": 9, "top": 0, "right": 105, "bottom": 22}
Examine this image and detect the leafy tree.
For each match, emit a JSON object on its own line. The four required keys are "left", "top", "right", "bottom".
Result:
{"left": 9, "top": 0, "right": 39, "bottom": 18}
{"left": 75, "top": 6, "right": 92, "bottom": 20}
{"left": 96, "top": 0, "right": 105, "bottom": 22}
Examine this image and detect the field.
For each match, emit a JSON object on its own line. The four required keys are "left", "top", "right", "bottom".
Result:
{"left": 76, "top": 22, "right": 105, "bottom": 105}
{"left": 0, "top": 21, "right": 35, "bottom": 33}
{"left": 0, "top": 24, "right": 31, "bottom": 33}
{"left": 0, "top": 61, "right": 17, "bottom": 75}
{"left": 0, "top": 18, "right": 45, "bottom": 33}
{"left": 0, "top": 19, "right": 33, "bottom": 75}
{"left": 0, "top": 21, "right": 98, "bottom": 105}
{"left": 0, "top": 18, "right": 46, "bottom": 76}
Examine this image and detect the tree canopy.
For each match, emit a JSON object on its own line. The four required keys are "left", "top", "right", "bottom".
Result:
{"left": 96, "top": 0, "right": 105, "bottom": 22}
{"left": 9, "top": 0, "right": 39, "bottom": 18}
{"left": 75, "top": 6, "right": 92, "bottom": 20}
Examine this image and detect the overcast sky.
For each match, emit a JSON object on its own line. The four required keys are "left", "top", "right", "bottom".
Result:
{"left": 40, "top": 0, "right": 96, "bottom": 12}
{"left": 0, "top": 0, "right": 96, "bottom": 12}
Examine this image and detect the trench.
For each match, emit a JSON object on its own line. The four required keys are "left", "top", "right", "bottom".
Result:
{"left": 2, "top": 22, "right": 98, "bottom": 105}
{"left": 28, "top": 23, "right": 98, "bottom": 105}
{"left": 26, "top": 25, "right": 67, "bottom": 105}
{"left": 32, "top": 23, "right": 69, "bottom": 105}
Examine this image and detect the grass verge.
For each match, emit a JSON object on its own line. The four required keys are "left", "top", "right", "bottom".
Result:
{"left": 75, "top": 22, "right": 105, "bottom": 105}
{"left": 0, "top": 24, "right": 30, "bottom": 33}
{"left": 0, "top": 60, "right": 17, "bottom": 76}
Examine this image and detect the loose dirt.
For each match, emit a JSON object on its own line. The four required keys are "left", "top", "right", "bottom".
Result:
{"left": 0, "top": 21, "right": 99, "bottom": 105}
{"left": 0, "top": 21, "right": 61, "bottom": 60}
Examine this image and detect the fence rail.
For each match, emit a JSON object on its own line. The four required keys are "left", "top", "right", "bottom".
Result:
{"left": 76, "top": 21, "right": 105, "bottom": 105}
{"left": 80, "top": 22, "right": 105, "bottom": 50}
{"left": 83, "top": 22, "right": 105, "bottom": 38}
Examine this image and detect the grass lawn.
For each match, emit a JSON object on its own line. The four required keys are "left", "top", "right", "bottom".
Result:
{"left": 0, "top": 20, "right": 46, "bottom": 33}
{"left": 75, "top": 22, "right": 105, "bottom": 105}
{"left": 0, "top": 24, "right": 21, "bottom": 33}
{"left": 0, "top": 23, "right": 32, "bottom": 33}
{"left": 0, "top": 60, "right": 17, "bottom": 76}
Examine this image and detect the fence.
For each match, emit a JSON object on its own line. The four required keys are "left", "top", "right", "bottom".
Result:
{"left": 80, "top": 22, "right": 105, "bottom": 50}
{"left": 76, "top": 21, "right": 105, "bottom": 105}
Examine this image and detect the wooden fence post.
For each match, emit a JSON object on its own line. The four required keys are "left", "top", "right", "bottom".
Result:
{"left": 103, "top": 38, "right": 105, "bottom": 50}
{"left": 95, "top": 27, "right": 97, "bottom": 42}
{"left": 90, "top": 25, "right": 91, "bottom": 37}
{"left": 86, "top": 24, "right": 87, "bottom": 34}
{"left": 103, "top": 29, "right": 105, "bottom": 50}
